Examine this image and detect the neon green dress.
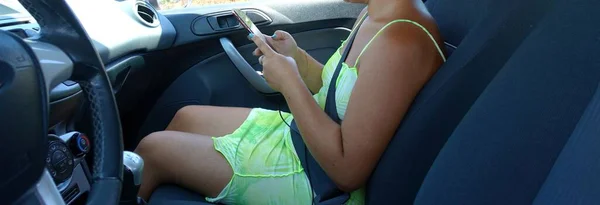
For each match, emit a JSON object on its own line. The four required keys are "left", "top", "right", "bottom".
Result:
{"left": 207, "top": 15, "right": 446, "bottom": 204}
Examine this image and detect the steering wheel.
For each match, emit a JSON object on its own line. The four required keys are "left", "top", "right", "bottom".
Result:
{"left": 0, "top": 0, "right": 123, "bottom": 204}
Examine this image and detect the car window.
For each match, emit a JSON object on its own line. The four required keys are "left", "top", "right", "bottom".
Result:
{"left": 0, "top": 0, "right": 34, "bottom": 25}
{"left": 0, "top": 4, "right": 18, "bottom": 16}
{"left": 0, "top": 0, "right": 28, "bottom": 16}
{"left": 148, "top": 0, "right": 249, "bottom": 11}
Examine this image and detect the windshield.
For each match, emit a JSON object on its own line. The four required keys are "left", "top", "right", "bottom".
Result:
{"left": 0, "top": 0, "right": 29, "bottom": 17}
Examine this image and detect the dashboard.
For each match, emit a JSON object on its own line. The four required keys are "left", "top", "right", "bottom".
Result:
{"left": 65, "top": 0, "right": 175, "bottom": 63}
{"left": 1, "top": 0, "right": 175, "bottom": 126}
{"left": 1, "top": 0, "right": 175, "bottom": 203}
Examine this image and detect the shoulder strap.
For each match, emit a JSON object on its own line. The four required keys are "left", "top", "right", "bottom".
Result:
{"left": 324, "top": 13, "right": 368, "bottom": 123}
{"left": 354, "top": 19, "right": 447, "bottom": 67}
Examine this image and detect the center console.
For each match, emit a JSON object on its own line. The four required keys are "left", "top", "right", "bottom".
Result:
{"left": 45, "top": 132, "right": 92, "bottom": 204}
{"left": 45, "top": 132, "right": 146, "bottom": 204}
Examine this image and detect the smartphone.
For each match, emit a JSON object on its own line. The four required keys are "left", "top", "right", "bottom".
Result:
{"left": 232, "top": 9, "right": 267, "bottom": 43}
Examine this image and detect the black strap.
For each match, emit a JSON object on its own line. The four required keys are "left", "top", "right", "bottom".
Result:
{"left": 325, "top": 15, "right": 366, "bottom": 123}
{"left": 290, "top": 14, "right": 367, "bottom": 205}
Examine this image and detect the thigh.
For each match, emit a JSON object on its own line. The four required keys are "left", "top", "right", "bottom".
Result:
{"left": 167, "top": 106, "right": 251, "bottom": 137}
{"left": 138, "top": 130, "right": 233, "bottom": 197}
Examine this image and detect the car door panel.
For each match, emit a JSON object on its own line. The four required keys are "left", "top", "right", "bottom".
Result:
{"left": 150, "top": 0, "right": 363, "bottom": 96}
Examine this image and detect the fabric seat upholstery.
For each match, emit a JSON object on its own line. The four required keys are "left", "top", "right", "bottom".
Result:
{"left": 365, "top": 0, "right": 547, "bottom": 203}
{"left": 149, "top": 185, "right": 215, "bottom": 205}
{"left": 414, "top": 0, "right": 600, "bottom": 203}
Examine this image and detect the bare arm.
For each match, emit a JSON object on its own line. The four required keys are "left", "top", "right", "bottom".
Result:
{"left": 293, "top": 48, "right": 323, "bottom": 93}
{"left": 281, "top": 23, "right": 442, "bottom": 192}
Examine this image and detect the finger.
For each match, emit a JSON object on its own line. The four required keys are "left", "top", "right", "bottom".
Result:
{"left": 264, "top": 35, "right": 278, "bottom": 49}
{"left": 265, "top": 34, "right": 276, "bottom": 46}
{"left": 262, "top": 34, "right": 272, "bottom": 40}
{"left": 251, "top": 34, "right": 276, "bottom": 56}
{"left": 253, "top": 48, "right": 263, "bottom": 56}
{"left": 272, "top": 30, "right": 288, "bottom": 40}
{"left": 258, "top": 55, "right": 264, "bottom": 65}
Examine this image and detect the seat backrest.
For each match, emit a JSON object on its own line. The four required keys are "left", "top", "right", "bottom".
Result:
{"left": 366, "top": 0, "right": 551, "bottom": 203}
{"left": 532, "top": 86, "right": 600, "bottom": 205}
{"left": 425, "top": 0, "right": 491, "bottom": 56}
{"left": 367, "top": 0, "right": 541, "bottom": 204}
{"left": 413, "top": 0, "right": 600, "bottom": 203}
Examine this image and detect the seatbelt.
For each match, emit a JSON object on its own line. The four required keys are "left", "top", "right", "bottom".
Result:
{"left": 290, "top": 15, "right": 367, "bottom": 205}
{"left": 323, "top": 22, "right": 365, "bottom": 123}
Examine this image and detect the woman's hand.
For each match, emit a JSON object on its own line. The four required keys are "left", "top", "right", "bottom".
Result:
{"left": 250, "top": 34, "right": 302, "bottom": 92}
{"left": 250, "top": 30, "right": 321, "bottom": 92}
{"left": 252, "top": 30, "right": 298, "bottom": 57}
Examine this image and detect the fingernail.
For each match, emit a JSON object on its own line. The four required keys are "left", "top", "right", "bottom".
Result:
{"left": 247, "top": 33, "right": 255, "bottom": 40}
{"left": 271, "top": 34, "right": 277, "bottom": 39}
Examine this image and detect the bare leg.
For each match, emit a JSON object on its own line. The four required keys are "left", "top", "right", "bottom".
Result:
{"left": 136, "top": 106, "right": 251, "bottom": 200}
{"left": 167, "top": 105, "right": 252, "bottom": 136}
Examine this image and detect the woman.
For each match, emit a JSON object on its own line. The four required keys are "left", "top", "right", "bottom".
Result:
{"left": 135, "top": 0, "right": 446, "bottom": 203}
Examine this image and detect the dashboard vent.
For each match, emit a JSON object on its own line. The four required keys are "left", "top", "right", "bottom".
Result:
{"left": 61, "top": 185, "right": 80, "bottom": 202}
{"left": 134, "top": 1, "right": 159, "bottom": 27}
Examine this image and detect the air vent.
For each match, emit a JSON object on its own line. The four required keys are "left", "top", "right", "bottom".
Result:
{"left": 61, "top": 185, "right": 80, "bottom": 202}
{"left": 134, "top": 1, "right": 159, "bottom": 27}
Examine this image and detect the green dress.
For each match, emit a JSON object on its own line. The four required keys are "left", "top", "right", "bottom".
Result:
{"left": 206, "top": 16, "right": 446, "bottom": 204}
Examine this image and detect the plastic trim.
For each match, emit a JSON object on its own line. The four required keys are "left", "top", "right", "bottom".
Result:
{"left": 34, "top": 170, "right": 66, "bottom": 205}
{"left": 219, "top": 37, "right": 277, "bottom": 94}
{"left": 26, "top": 40, "right": 73, "bottom": 93}
{"left": 66, "top": 0, "right": 165, "bottom": 62}
{"left": 106, "top": 55, "right": 145, "bottom": 92}
{"left": 50, "top": 83, "right": 81, "bottom": 101}
{"left": 61, "top": 163, "right": 91, "bottom": 204}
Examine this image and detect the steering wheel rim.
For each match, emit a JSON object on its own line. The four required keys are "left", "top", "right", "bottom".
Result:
{"left": 18, "top": 0, "right": 124, "bottom": 203}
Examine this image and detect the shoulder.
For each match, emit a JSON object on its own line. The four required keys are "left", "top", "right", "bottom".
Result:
{"left": 370, "top": 19, "right": 440, "bottom": 58}
{"left": 360, "top": 19, "right": 444, "bottom": 71}
{"left": 384, "top": 20, "right": 437, "bottom": 51}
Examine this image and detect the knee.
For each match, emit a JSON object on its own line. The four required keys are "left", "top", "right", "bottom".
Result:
{"left": 167, "top": 105, "right": 206, "bottom": 131}
{"left": 171, "top": 105, "right": 195, "bottom": 122}
{"left": 135, "top": 132, "right": 169, "bottom": 199}
{"left": 135, "top": 131, "right": 168, "bottom": 158}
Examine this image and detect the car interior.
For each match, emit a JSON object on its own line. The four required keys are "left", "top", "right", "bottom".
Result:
{"left": 1, "top": 0, "right": 600, "bottom": 204}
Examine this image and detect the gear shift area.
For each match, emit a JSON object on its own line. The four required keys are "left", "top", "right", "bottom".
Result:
{"left": 121, "top": 151, "right": 146, "bottom": 205}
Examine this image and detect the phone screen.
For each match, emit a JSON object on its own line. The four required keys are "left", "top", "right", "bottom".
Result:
{"left": 232, "top": 9, "right": 267, "bottom": 43}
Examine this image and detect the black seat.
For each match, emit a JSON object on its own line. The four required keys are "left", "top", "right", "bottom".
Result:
{"left": 425, "top": 0, "right": 491, "bottom": 57}
{"left": 149, "top": 185, "right": 213, "bottom": 205}
{"left": 414, "top": 0, "right": 600, "bottom": 203}
{"left": 366, "top": 0, "right": 548, "bottom": 203}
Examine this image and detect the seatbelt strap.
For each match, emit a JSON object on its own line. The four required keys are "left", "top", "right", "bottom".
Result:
{"left": 290, "top": 14, "right": 367, "bottom": 205}
{"left": 325, "top": 15, "right": 367, "bottom": 123}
